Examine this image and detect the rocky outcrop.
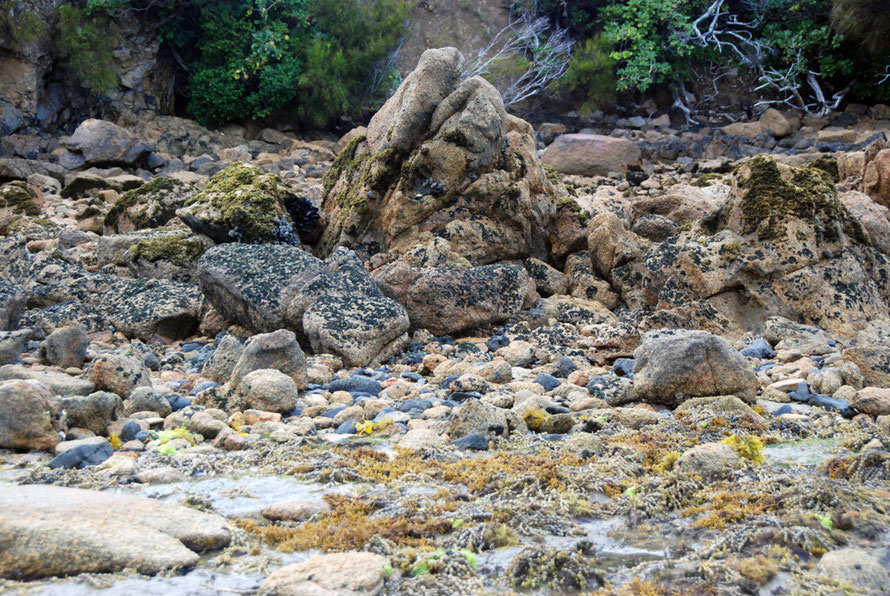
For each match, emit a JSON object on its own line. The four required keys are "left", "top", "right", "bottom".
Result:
{"left": 588, "top": 154, "right": 890, "bottom": 336}
{"left": 320, "top": 47, "right": 558, "bottom": 265}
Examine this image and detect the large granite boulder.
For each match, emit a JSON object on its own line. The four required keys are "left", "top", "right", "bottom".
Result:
{"left": 65, "top": 119, "right": 150, "bottom": 167}
{"left": 0, "top": 484, "right": 231, "bottom": 579}
{"left": 632, "top": 329, "right": 759, "bottom": 405}
{"left": 542, "top": 133, "right": 640, "bottom": 176}
{"left": 319, "top": 47, "right": 558, "bottom": 265}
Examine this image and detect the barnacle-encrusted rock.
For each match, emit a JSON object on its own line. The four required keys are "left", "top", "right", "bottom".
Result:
{"left": 198, "top": 244, "right": 410, "bottom": 366}
{"left": 176, "top": 162, "right": 299, "bottom": 244}
{"left": 94, "top": 277, "right": 205, "bottom": 342}
{"left": 320, "top": 47, "right": 559, "bottom": 265}
{"left": 374, "top": 260, "right": 536, "bottom": 335}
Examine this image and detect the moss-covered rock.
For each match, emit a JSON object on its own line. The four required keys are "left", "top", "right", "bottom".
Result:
{"left": 0, "top": 181, "right": 41, "bottom": 233}
{"left": 176, "top": 163, "right": 296, "bottom": 244}
{"left": 129, "top": 234, "right": 209, "bottom": 269}
{"left": 732, "top": 154, "right": 865, "bottom": 243}
{"left": 105, "top": 177, "right": 194, "bottom": 234}
{"left": 127, "top": 232, "right": 214, "bottom": 284}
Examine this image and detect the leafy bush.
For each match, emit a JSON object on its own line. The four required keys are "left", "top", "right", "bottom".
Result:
{"left": 556, "top": 33, "right": 617, "bottom": 117}
{"left": 55, "top": 4, "right": 120, "bottom": 93}
{"left": 1, "top": 0, "right": 46, "bottom": 43}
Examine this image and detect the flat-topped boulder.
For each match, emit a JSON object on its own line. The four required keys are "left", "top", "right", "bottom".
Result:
{"left": 0, "top": 484, "right": 231, "bottom": 579}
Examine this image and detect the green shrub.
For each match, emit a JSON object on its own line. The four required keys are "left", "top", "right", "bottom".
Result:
{"left": 55, "top": 4, "right": 119, "bottom": 93}
{"left": 556, "top": 33, "right": 616, "bottom": 117}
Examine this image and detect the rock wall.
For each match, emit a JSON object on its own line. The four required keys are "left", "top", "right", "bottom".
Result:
{"left": 0, "top": 1, "right": 174, "bottom": 136}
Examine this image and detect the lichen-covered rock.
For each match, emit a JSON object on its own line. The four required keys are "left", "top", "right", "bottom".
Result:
{"left": 65, "top": 119, "right": 150, "bottom": 167}
{"left": 632, "top": 329, "right": 759, "bottom": 405}
{"left": 0, "top": 379, "right": 64, "bottom": 451}
{"left": 60, "top": 391, "right": 123, "bottom": 436}
{"left": 319, "top": 48, "right": 558, "bottom": 265}
{"left": 448, "top": 399, "right": 525, "bottom": 439}
{"left": 197, "top": 243, "right": 324, "bottom": 333}
{"left": 104, "top": 177, "right": 195, "bottom": 234}
{"left": 88, "top": 353, "right": 152, "bottom": 398}
{"left": 176, "top": 162, "right": 298, "bottom": 244}
{"left": 816, "top": 548, "right": 889, "bottom": 593}
{"left": 374, "top": 261, "right": 535, "bottom": 335}
{"left": 230, "top": 329, "right": 308, "bottom": 391}
{"left": 0, "top": 484, "right": 231, "bottom": 579}
{"left": 93, "top": 278, "right": 204, "bottom": 342}
{"left": 525, "top": 257, "right": 568, "bottom": 297}
{"left": 126, "top": 232, "right": 213, "bottom": 284}
{"left": 297, "top": 249, "right": 410, "bottom": 367}
{"left": 542, "top": 133, "right": 640, "bottom": 176}
{"left": 675, "top": 442, "right": 740, "bottom": 479}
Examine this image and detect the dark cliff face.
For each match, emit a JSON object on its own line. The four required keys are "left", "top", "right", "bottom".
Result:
{"left": 0, "top": 1, "right": 175, "bottom": 137}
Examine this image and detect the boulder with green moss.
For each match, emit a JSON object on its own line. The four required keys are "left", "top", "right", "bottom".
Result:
{"left": 0, "top": 181, "right": 41, "bottom": 233}
{"left": 176, "top": 162, "right": 297, "bottom": 244}
{"left": 104, "top": 177, "right": 195, "bottom": 234}
{"left": 320, "top": 47, "right": 559, "bottom": 265}
{"left": 127, "top": 232, "right": 214, "bottom": 284}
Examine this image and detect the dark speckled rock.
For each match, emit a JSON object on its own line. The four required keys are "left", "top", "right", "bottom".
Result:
{"left": 197, "top": 243, "right": 324, "bottom": 333}
{"left": 295, "top": 249, "right": 410, "bottom": 367}
{"left": 94, "top": 278, "right": 204, "bottom": 342}
{"left": 0, "top": 280, "right": 24, "bottom": 331}
{"left": 374, "top": 261, "right": 535, "bottom": 335}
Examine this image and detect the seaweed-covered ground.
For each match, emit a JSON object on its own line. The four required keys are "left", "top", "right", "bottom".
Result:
{"left": 1, "top": 331, "right": 888, "bottom": 595}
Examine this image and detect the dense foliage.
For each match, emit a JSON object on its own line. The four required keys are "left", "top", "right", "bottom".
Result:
{"left": 53, "top": 0, "right": 411, "bottom": 127}
{"left": 520, "top": 0, "right": 890, "bottom": 116}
